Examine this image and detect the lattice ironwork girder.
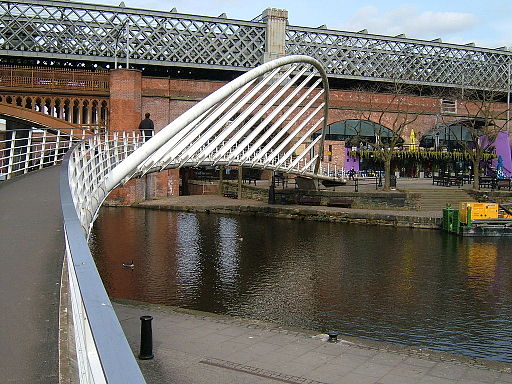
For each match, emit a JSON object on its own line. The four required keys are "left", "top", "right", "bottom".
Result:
{"left": 286, "top": 26, "right": 512, "bottom": 91}
{"left": 0, "top": 0, "right": 265, "bottom": 69}
{"left": 2, "top": 0, "right": 512, "bottom": 91}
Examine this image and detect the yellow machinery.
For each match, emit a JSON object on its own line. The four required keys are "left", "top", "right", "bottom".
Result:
{"left": 459, "top": 202, "right": 499, "bottom": 224}
{"left": 444, "top": 202, "right": 512, "bottom": 236}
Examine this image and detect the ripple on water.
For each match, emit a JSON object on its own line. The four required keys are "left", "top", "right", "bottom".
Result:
{"left": 91, "top": 208, "right": 512, "bottom": 362}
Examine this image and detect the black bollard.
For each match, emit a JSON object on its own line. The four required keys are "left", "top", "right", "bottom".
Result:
{"left": 327, "top": 331, "right": 339, "bottom": 343}
{"left": 139, "top": 315, "right": 154, "bottom": 360}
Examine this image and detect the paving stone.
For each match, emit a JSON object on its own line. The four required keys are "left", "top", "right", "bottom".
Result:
{"left": 244, "top": 341, "right": 283, "bottom": 355}
{"left": 403, "top": 356, "right": 439, "bottom": 368}
{"left": 292, "top": 351, "right": 337, "bottom": 369}
{"left": 461, "top": 366, "right": 503, "bottom": 383}
{"left": 427, "top": 362, "right": 468, "bottom": 380}
{"left": 311, "top": 361, "right": 355, "bottom": 377}
{"left": 417, "top": 375, "right": 458, "bottom": 384}
{"left": 378, "top": 373, "right": 425, "bottom": 384}
{"left": 336, "top": 372, "right": 380, "bottom": 384}
{"left": 369, "top": 351, "right": 407, "bottom": 366}
{"left": 314, "top": 341, "right": 351, "bottom": 356}
{"left": 344, "top": 345, "right": 379, "bottom": 357}
{"left": 387, "top": 363, "right": 431, "bottom": 379}
{"left": 352, "top": 361, "right": 393, "bottom": 378}
{"left": 275, "top": 342, "right": 320, "bottom": 357}
{"left": 112, "top": 302, "right": 512, "bottom": 384}
{"left": 335, "top": 353, "right": 372, "bottom": 367}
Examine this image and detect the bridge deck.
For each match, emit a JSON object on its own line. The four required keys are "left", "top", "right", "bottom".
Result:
{"left": 0, "top": 167, "right": 63, "bottom": 383}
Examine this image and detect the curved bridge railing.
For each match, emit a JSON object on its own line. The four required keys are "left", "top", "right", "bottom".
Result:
{"left": 0, "top": 127, "right": 93, "bottom": 180}
{"left": 59, "top": 55, "right": 331, "bottom": 383}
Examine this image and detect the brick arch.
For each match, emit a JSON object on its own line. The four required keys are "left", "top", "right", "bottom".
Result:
{"left": 0, "top": 93, "right": 109, "bottom": 129}
{"left": 0, "top": 102, "right": 77, "bottom": 129}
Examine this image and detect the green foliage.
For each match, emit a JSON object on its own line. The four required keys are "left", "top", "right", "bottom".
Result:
{"left": 348, "top": 150, "right": 496, "bottom": 162}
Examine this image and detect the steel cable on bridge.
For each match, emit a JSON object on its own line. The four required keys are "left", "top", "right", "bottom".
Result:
{"left": 58, "top": 55, "right": 332, "bottom": 383}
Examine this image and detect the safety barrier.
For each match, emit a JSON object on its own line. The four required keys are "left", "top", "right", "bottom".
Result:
{"left": 60, "top": 131, "right": 146, "bottom": 383}
{"left": 0, "top": 128, "right": 90, "bottom": 180}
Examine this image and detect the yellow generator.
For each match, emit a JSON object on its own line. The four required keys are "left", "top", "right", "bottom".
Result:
{"left": 459, "top": 202, "right": 499, "bottom": 224}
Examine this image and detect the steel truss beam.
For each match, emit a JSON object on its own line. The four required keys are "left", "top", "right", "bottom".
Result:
{"left": 286, "top": 26, "right": 512, "bottom": 91}
{"left": 1, "top": 0, "right": 511, "bottom": 91}
{"left": 0, "top": 0, "right": 265, "bottom": 71}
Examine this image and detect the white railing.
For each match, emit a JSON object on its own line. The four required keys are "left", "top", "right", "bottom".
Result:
{"left": 61, "top": 131, "right": 147, "bottom": 383}
{"left": 62, "top": 55, "right": 336, "bottom": 384}
{"left": 0, "top": 128, "right": 91, "bottom": 180}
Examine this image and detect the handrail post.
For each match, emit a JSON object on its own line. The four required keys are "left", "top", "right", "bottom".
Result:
{"left": 53, "top": 130, "right": 61, "bottom": 165}
{"left": 7, "top": 130, "right": 16, "bottom": 179}
{"left": 23, "top": 129, "right": 33, "bottom": 174}
{"left": 39, "top": 130, "right": 47, "bottom": 169}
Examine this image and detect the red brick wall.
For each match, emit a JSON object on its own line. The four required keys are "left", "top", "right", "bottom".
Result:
{"left": 109, "top": 69, "right": 142, "bottom": 131}
{"left": 106, "top": 177, "right": 146, "bottom": 205}
{"left": 108, "top": 73, "right": 508, "bottom": 204}
{"left": 323, "top": 140, "right": 346, "bottom": 171}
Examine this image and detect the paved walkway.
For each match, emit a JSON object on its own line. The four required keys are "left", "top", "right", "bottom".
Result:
{"left": 136, "top": 193, "right": 442, "bottom": 218}
{"left": 114, "top": 300, "right": 512, "bottom": 384}
{"left": 1, "top": 169, "right": 508, "bottom": 384}
{"left": 133, "top": 193, "right": 443, "bottom": 230}
{"left": 0, "top": 167, "right": 63, "bottom": 383}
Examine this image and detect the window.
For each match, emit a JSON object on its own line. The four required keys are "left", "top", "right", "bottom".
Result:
{"left": 441, "top": 99, "right": 457, "bottom": 114}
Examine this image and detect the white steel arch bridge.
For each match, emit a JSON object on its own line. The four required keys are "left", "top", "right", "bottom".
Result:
{"left": 1, "top": 55, "right": 337, "bottom": 383}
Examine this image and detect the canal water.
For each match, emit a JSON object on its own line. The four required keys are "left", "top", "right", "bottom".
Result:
{"left": 90, "top": 207, "right": 512, "bottom": 362}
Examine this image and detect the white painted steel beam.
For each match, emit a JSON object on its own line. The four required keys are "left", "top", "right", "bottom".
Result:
{"left": 105, "top": 55, "right": 331, "bottom": 192}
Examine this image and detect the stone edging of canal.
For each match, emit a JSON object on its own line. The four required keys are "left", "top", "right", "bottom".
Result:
{"left": 123, "top": 195, "right": 442, "bottom": 230}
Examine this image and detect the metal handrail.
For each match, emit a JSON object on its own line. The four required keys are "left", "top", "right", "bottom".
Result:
{"left": 60, "top": 135, "right": 146, "bottom": 383}
{"left": 0, "top": 128, "right": 91, "bottom": 180}
{"left": 59, "top": 55, "right": 336, "bottom": 384}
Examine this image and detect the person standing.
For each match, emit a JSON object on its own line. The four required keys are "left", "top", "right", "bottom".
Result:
{"left": 138, "top": 112, "right": 154, "bottom": 141}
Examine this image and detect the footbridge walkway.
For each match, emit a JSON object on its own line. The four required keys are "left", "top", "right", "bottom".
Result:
{"left": 0, "top": 167, "right": 63, "bottom": 383}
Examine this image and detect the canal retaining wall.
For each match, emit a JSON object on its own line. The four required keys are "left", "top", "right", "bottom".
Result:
{"left": 221, "top": 181, "right": 421, "bottom": 210}
{"left": 131, "top": 195, "right": 441, "bottom": 229}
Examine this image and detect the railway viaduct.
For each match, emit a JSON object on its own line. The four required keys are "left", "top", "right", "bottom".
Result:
{"left": 1, "top": 0, "right": 511, "bottom": 201}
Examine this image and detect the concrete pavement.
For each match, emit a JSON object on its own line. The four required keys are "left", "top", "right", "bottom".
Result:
{"left": 114, "top": 300, "right": 512, "bottom": 384}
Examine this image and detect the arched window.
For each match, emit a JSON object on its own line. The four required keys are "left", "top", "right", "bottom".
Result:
{"left": 312, "top": 119, "right": 403, "bottom": 146}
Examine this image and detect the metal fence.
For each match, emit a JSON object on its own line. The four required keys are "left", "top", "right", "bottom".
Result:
{"left": 61, "top": 131, "right": 147, "bottom": 383}
{"left": 0, "top": 128, "right": 90, "bottom": 179}
{"left": 0, "top": 66, "right": 109, "bottom": 92}
{"left": 1, "top": 128, "right": 147, "bottom": 383}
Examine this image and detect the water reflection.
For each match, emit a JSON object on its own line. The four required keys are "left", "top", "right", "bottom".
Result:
{"left": 90, "top": 207, "right": 512, "bottom": 362}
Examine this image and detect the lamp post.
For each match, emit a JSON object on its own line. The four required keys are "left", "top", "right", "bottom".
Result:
{"left": 113, "top": 19, "right": 129, "bottom": 69}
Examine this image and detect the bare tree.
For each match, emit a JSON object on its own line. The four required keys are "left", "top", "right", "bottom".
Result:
{"left": 445, "top": 89, "right": 510, "bottom": 190}
{"left": 354, "top": 82, "right": 422, "bottom": 190}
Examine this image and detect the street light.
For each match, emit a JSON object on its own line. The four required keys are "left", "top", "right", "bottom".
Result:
{"left": 113, "top": 19, "right": 130, "bottom": 69}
